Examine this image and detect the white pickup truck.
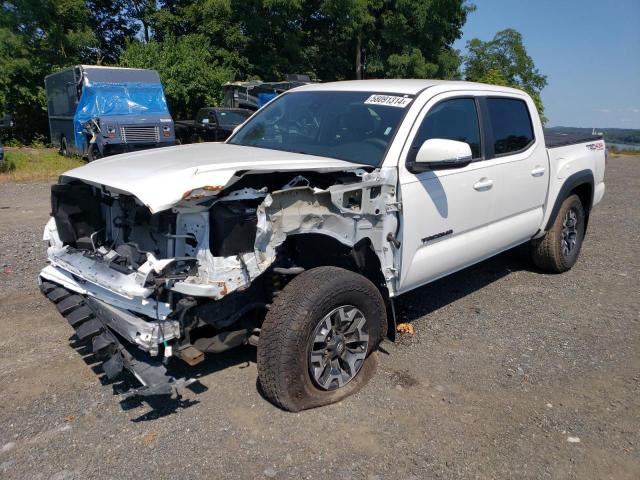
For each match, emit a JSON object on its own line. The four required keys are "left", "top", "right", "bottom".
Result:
{"left": 40, "top": 80, "right": 606, "bottom": 411}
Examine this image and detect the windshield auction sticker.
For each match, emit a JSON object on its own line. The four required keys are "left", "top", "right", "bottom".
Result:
{"left": 364, "top": 94, "right": 413, "bottom": 108}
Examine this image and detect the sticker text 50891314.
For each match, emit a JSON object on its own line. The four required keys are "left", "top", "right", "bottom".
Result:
{"left": 364, "top": 94, "right": 413, "bottom": 108}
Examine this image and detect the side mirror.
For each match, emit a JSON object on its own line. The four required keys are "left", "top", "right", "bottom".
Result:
{"left": 201, "top": 118, "right": 209, "bottom": 126}
{"left": 411, "top": 138, "right": 472, "bottom": 171}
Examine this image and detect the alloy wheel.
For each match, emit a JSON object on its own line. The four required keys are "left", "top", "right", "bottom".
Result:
{"left": 308, "top": 305, "right": 369, "bottom": 390}
{"left": 561, "top": 208, "right": 579, "bottom": 257}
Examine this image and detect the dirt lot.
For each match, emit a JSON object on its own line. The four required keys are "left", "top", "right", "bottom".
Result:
{"left": 0, "top": 156, "right": 638, "bottom": 480}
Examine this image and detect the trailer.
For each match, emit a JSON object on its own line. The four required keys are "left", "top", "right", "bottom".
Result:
{"left": 45, "top": 65, "right": 175, "bottom": 161}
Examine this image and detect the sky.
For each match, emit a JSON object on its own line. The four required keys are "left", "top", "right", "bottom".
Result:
{"left": 453, "top": 0, "right": 640, "bottom": 129}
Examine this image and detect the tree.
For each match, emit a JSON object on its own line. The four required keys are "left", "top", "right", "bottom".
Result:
{"left": 119, "top": 35, "right": 238, "bottom": 119}
{"left": 463, "top": 29, "right": 548, "bottom": 122}
{"left": 0, "top": 0, "right": 96, "bottom": 142}
{"left": 318, "top": 0, "right": 376, "bottom": 79}
{"left": 85, "top": 0, "right": 139, "bottom": 64}
{"left": 141, "top": 0, "right": 473, "bottom": 83}
{"left": 128, "top": 0, "right": 157, "bottom": 43}
{"left": 307, "top": 0, "right": 473, "bottom": 81}
{"left": 1, "top": 0, "right": 478, "bottom": 142}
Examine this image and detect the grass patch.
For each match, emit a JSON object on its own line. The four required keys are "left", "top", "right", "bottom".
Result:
{"left": 0, "top": 147, "right": 84, "bottom": 183}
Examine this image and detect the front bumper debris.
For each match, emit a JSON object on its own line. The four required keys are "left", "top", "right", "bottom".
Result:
{"left": 39, "top": 277, "right": 193, "bottom": 397}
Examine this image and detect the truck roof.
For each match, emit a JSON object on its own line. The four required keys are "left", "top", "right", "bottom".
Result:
{"left": 45, "top": 65, "right": 161, "bottom": 84}
{"left": 293, "top": 79, "right": 525, "bottom": 96}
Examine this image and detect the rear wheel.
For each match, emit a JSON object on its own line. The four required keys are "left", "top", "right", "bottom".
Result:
{"left": 59, "top": 137, "right": 69, "bottom": 157}
{"left": 257, "top": 266, "right": 386, "bottom": 412}
{"left": 531, "top": 194, "right": 586, "bottom": 272}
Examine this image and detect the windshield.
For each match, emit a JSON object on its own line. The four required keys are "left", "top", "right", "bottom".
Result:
{"left": 218, "top": 110, "right": 250, "bottom": 125}
{"left": 228, "top": 91, "right": 413, "bottom": 166}
{"left": 79, "top": 82, "right": 170, "bottom": 117}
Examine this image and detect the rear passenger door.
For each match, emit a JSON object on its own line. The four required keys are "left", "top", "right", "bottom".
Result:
{"left": 482, "top": 97, "right": 548, "bottom": 252}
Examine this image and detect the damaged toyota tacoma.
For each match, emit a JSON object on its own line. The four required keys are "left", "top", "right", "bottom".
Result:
{"left": 39, "top": 80, "right": 606, "bottom": 411}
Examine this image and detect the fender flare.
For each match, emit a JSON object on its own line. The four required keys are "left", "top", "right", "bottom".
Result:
{"left": 544, "top": 169, "right": 594, "bottom": 231}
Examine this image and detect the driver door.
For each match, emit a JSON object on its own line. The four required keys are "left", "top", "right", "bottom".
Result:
{"left": 398, "top": 95, "right": 502, "bottom": 293}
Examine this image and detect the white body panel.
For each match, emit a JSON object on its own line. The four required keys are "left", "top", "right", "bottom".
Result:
{"left": 62, "top": 142, "right": 366, "bottom": 213}
{"left": 54, "top": 79, "right": 606, "bottom": 302}
{"left": 396, "top": 89, "right": 500, "bottom": 291}
{"left": 537, "top": 140, "right": 606, "bottom": 236}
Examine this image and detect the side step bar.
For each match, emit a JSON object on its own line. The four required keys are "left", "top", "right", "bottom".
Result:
{"left": 39, "top": 278, "right": 193, "bottom": 398}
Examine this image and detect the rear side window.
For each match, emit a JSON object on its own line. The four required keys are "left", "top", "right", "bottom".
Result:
{"left": 487, "top": 98, "right": 534, "bottom": 155}
{"left": 413, "top": 98, "right": 481, "bottom": 159}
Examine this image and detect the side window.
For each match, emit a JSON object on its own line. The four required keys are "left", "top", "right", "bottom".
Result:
{"left": 195, "top": 109, "right": 206, "bottom": 123}
{"left": 487, "top": 98, "right": 534, "bottom": 155}
{"left": 413, "top": 98, "right": 481, "bottom": 159}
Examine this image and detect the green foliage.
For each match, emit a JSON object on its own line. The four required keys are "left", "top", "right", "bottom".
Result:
{"left": 2, "top": 1, "right": 549, "bottom": 143}
{"left": 0, "top": 0, "right": 98, "bottom": 142}
{"left": 120, "top": 35, "right": 238, "bottom": 119}
{"left": 85, "top": 0, "right": 138, "bottom": 63}
{"left": 140, "top": 0, "right": 472, "bottom": 82}
{"left": 0, "top": 155, "right": 16, "bottom": 172}
{"left": 463, "top": 29, "right": 548, "bottom": 123}
{"left": 0, "top": 147, "right": 84, "bottom": 180}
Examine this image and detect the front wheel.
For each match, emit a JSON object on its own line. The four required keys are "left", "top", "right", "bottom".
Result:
{"left": 59, "top": 137, "right": 69, "bottom": 157}
{"left": 87, "top": 143, "right": 103, "bottom": 162}
{"left": 531, "top": 194, "right": 586, "bottom": 273}
{"left": 257, "top": 266, "right": 387, "bottom": 412}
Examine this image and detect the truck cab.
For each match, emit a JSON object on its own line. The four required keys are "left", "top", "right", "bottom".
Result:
{"left": 39, "top": 80, "right": 605, "bottom": 411}
{"left": 45, "top": 65, "right": 175, "bottom": 161}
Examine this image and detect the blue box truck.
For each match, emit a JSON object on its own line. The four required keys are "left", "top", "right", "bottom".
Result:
{"left": 45, "top": 65, "right": 175, "bottom": 161}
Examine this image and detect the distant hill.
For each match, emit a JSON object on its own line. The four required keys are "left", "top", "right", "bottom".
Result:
{"left": 547, "top": 127, "right": 640, "bottom": 145}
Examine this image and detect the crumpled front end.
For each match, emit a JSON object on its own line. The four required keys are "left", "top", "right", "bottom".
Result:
{"left": 40, "top": 166, "right": 400, "bottom": 397}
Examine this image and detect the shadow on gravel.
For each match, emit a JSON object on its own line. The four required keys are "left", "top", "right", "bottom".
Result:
{"left": 121, "top": 347, "right": 257, "bottom": 422}
{"left": 120, "top": 394, "right": 200, "bottom": 422}
{"left": 394, "top": 244, "right": 536, "bottom": 323}
{"left": 68, "top": 335, "right": 257, "bottom": 421}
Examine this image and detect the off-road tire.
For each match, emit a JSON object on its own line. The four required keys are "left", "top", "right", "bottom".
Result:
{"left": 257, "top": 266, "right": 387, "bottom": 412}
{"left": 531, "top": 194, "right": 586, "bottom": 273}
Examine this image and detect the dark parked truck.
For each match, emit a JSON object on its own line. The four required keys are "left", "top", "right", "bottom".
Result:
{"left": 45, "top": 65, "right": 175, "bottom": 161}
{"left": 174, "top": 107, "right": 251, "bottom": 144}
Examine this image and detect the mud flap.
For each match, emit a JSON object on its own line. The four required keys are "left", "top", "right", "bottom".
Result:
{"left": 40, "top": 278, "right": 194, "bottom": 398}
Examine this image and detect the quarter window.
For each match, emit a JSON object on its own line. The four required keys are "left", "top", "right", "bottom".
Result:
{"left": 487, "top": 98, "right": 534, "bottom": 155}
{"left": 413, "top": 98, "right": 481, "bottom": 159}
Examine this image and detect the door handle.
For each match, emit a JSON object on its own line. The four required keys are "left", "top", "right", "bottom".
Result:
{"left": 473, "top": 178, "right": 493, "bottom": 191}
{"left": 531, "top": 166, "right": 546, "bottom": 177}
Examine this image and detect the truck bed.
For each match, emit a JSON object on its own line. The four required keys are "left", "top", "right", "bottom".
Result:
{"left": 544, "top": 131, "right": 602, "bottom": 149}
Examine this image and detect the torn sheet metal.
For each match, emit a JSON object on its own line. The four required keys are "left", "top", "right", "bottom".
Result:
{"left": 44, "top": 165, "right": 400, "bottom": 312}
{"left": 40, "top": 264, "right": 171, "bottom": 319}
{"left": 172, "top": 167, "right": 400, "bottom": 298}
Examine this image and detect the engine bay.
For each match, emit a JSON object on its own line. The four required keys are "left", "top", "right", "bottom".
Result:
{"left": 43, "top": 166, "right": 399, "bottom": 375}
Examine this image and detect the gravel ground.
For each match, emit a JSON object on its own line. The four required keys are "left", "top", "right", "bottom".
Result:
{"left": 0, "top": 156, "right": 638, "bottom": 480}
